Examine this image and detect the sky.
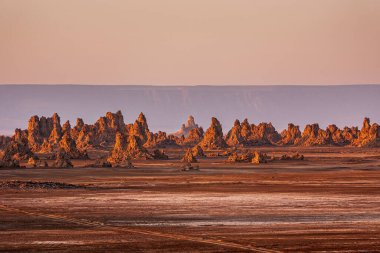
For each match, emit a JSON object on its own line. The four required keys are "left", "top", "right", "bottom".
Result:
{"left": 0, "top": 0, "right": 380, "bottom": 85}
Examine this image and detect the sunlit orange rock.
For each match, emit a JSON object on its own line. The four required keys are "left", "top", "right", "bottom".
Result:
{"left": 225, "top": 120, "right": 244, "bottom": 146}
{"left": 279, "top": 123, "right": 301, "bottom": 145}
{"left": 181, "top": 148, "right": 198, "bottom": 163}
{"left": 199, "top": 117, "right": 227, "bottom": 150}
{"left": 352, "top": 118, "right": 380, "bottom": 147}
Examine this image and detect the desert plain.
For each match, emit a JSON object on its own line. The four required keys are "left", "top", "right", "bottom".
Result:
{"left": 1, "top": 147, "right": 380, "bottom": 252}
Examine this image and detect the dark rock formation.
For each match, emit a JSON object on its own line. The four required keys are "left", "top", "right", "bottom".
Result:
{"left": 279, "top": 153, "right": 304, "bottom": 161}
{"left": 342, "top": 127, "right": 359, "bottom": 144}
{"left": 0, "top": 135, "right": 11, "bottom": 149}
{"left": 0, "top": 158, "right": 20, "bottom": 168}
{"left": 27, "top": 156, "right": 48, "bottom": 168}
{"left": 93, "top": 158, "right": 112, "bottom": 168}
{"left": 52, "top": 149, "right": 73, "bottom": 168}
{"left": 181, "top": 162, "right": 199, "bottom": 171}
{"left": 152, "top": 149, "right": 169, "bottom": 160}
{"left": 325, "top": 124, "right": 346, "bottom": 146}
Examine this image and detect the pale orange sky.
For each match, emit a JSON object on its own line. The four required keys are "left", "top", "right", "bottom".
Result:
{"left": 0, "top": 0, "right": 380, "bottom": 85}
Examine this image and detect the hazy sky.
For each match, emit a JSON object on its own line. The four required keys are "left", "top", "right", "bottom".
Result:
{"left": 1, "top": 0, "right": 380, "bottom": 85}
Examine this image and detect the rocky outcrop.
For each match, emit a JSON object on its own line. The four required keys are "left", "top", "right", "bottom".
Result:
{"left": 129, "top": 113, "right": 151, "bottom": 144}
{"left": 152, "top": 149, "right": 169, "bottom": 160}
{"left": 48, "top": 113, "right": 62, "bottom": 145}
{"left": 40, "top": 139, "right": 53, "bottom": 153}
{"left": 144, "top": 131, "right": 179, "bottom": 148}
{"left": 227, "top": 150, "right": 270, "bottom": 164}
{"left": 279, "top": 153, "right": 304, "bottom": 161}
{"left": 94, "top": 111, "right": 125, "bottom": 146}
{"left": 75, "top": 125, "right": 95, "bottom": 150}
{"left": 58, "top": 132, "right": 88, "bottom": 159}
{"left": 325, "top": 124, "right": 346, "bottom": 146}
{"left": 27, "top": 116, "right": 43, "bottom": 152}
{"left": 2, "top": 129, "right": 33, "bottom": 161}
{"left": 0, "top": 131, "right": 29, "bottom": 168}
{"left": 279, "top": 123, "right": 301, "bottom": 145}
{"left": 62, "top": 120, "right": 71, "bottom": 135}
{"left": 249, "top": 123, "right": 281, "bottom": 146}
{"left": 199, "top": 117, "right": 227, "bottom": 150}
{"left": 225, "top": 120, "right": 244, "bottom": 146}
{"left": 181, "top": 163, "right": 199, "bottom": 171}
{"left": 295, "top": 124, "right": 350, "bottom": 146}
{"left": 227, "top": 152, "right": 240, "bottom": 162}
{"left": 352, "top": 118, "right": 380, "bottom": 147}
{"left": 227, "top": 151, "right": 253, "bottom": 163}
{"left": 342, "top": 126, "right": 359, "bottom": 144}
{"left": 181, "top": 148, "right": 197, "bottom": 163}
{"left": 0, "top": 156, "right": 20, "bottom": 168}
{"left": 251, "top": 151, "right": 270, "bottom": 164}
{"left": 107, "top": 132, "right": 151, "bottom": 165}
{"left": 173, "top": 115, "right": 199, "bottom": 137}
{"left": 71, "top": 118, "right": 85, "bottom": 140}
{"left": 126, "top": 135, "right": 152, "bottom": 159}
{"left": 7, "top": 112, "right": 380, "bottom": 156}
{"left": 52, "top": 149, "right": 73, "bottom": 168}
{"left": 0, "top": 135, "right": 11, "bottom": 149}
{"left": 296, "top": 124, "right": 326, "bottom": 146}
{"left": 24, "top": 113, "right": 65, "bottom": 152}
{"left": 92, "top": 158, "right": 112, "bottom": 168}
{"left": 240, "top": 119, "right": 252, "bottom": 140}
{"left": 183, "top": 127, "right": 204, "bottom": 146}
{"left": 191, "top": 145, "right": 205, "bottom": 157}
{"left": 27, "top": 156, "right": 48, "bottom": 168}
{"left": 107, "top": 132, "right": 130, "bottom": 166}
{"left": 0, "top": 159, "right": 20, "bottom": 167}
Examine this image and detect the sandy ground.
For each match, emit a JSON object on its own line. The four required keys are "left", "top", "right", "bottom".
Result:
{"left": 1, "top": 147, "right": 380, "bottom": 252}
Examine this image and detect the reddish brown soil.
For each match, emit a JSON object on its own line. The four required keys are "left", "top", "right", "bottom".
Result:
{"left": 1, "top": 147, "right": 380, "bottom": 252}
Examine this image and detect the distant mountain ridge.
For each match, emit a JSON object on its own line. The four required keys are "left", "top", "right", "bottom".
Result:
{"left": 0, "top": 85, "right": 379, "bottom": 135}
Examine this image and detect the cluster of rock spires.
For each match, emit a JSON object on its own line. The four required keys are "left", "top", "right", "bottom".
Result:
{"left": 0, "top": 111, "right": 379, "bottom": 168}
{"left": 223, "top": 117, "right": 379, "bottom": 148}
{"left": 227, "top": 150, "right": 304, "bottom": 164}
{"left": 173, "top": 116, "right": 200, "bottom": 137}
